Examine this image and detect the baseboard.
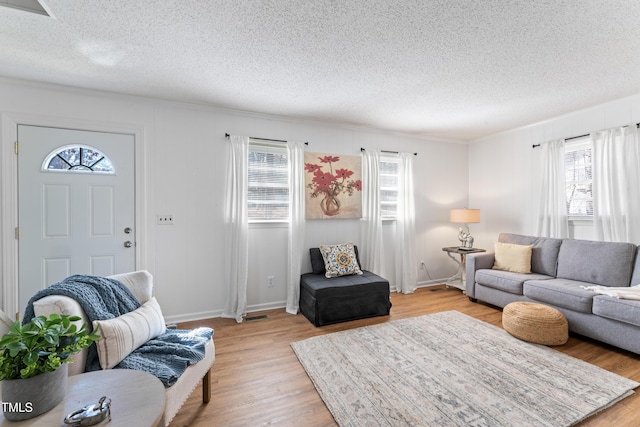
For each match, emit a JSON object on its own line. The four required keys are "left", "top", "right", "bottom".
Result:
{"left": 167, "top": 283, "right": 450, "bottom": 324}
{"left": 165, "top": 309, "right": 223, "bottom": 325}
{"left": 246, "top": 300, "right": 287, "bottom": 313}
{"left": 417, "top": 279, "right": 446, "bottom": 288}
{"left": 165, "top": 301, "right": 288, "bottom": 324}
{"left": 380, "top": 279, "right": 446, "bottom": 293}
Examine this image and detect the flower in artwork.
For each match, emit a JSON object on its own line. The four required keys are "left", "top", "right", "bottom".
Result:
{"left": 335, "top": 168, "right": 354, "bottom": 179}
{"left": 312, "top": 171, "right": 334, "bottom": 192}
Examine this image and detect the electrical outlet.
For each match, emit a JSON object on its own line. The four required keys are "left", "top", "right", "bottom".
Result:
{"left": 157, "top": 215, "right": 174, "bottom": 225}
{"left": 267, "top": 276, "right": 275, "bottom": 287}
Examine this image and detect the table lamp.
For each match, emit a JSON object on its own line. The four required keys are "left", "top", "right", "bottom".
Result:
{"left": 450, "top": 208, "right": 480, "bottom": 249}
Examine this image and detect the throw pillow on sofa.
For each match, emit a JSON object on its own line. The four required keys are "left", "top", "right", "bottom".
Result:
{"left": 92, "top": 297, "right": 166, "bottom": 369}
{"left": 319, "top": 243, "right": 364, "bottom": 278}
{"left": 493, "top": 242, "right": 533, "bottom": 274}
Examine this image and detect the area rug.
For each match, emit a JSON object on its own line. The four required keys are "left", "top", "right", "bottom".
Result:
{"left": 291, "top": 311, "right": 639, "bottom": 427}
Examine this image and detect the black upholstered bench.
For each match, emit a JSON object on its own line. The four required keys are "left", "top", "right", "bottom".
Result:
{"left": 299, "top": 247, "right": 391, "bottom": 327}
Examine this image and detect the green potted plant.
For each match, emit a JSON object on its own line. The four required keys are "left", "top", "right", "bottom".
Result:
{"left": 0, "top": 314, "right": 100, "bottom": 420}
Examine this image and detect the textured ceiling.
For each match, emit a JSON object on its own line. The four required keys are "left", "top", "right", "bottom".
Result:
{"left": 1, "top": 1, "right": 640, "bottom": 140}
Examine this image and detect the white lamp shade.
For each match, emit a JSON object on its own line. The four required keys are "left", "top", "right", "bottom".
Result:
{"left": 450, "top": 208, "right": 480, "bottom": 224}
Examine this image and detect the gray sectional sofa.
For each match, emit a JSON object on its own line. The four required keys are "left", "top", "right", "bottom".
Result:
{"left": 466, "top": 233, "right": 640, "bottom": 354}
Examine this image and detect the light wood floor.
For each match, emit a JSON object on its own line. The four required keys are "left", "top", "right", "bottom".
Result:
{"left": 172, "top": 286, "right": 640, "bottom": 427}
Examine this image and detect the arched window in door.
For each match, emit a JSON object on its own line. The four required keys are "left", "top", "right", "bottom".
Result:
{"left": 42, "top": 145, "right": 115, "bottom": 174}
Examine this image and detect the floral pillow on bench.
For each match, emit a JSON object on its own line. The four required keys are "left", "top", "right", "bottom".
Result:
{"left": 319, "top": 243, "right": 364, "bottom": 278}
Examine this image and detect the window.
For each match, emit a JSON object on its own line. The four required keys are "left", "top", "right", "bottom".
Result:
{"left": 380, "top": 155, "right": 399, "bottom": 219}
{"left": 565, "top": 137, "right": 592, "bottom": 217}
{"left": 42, "top": 145, "right": 115, "bottom": 174}
{"left": 248, "top": 142, "right": 289, "bottom": 221}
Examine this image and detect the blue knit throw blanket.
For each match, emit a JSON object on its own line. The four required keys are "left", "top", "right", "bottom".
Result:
{"left": 23, "top": 274, "right": 213, "bottom": 387}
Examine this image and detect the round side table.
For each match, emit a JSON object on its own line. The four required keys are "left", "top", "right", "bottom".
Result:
{"left": 0, "top": 369, "right": 166, "bottom": 426}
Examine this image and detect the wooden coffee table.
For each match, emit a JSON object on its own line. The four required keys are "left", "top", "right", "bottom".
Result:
{"left": 0, "top": 369, "right": 166, "bottom": 426}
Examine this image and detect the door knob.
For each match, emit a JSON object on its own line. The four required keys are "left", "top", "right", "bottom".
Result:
{"left": 124, "top": 227, "right": 132, "bottom": 234}
{"left": 124, "top": 241, "right": 133, "bottom": 248}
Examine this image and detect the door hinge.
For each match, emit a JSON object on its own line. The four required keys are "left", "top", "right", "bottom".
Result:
{"left": 14, "top": 141, "right": 18, "bottom": 155}
{"left": 14, "top": 227, "right": 19, "bottom": 240}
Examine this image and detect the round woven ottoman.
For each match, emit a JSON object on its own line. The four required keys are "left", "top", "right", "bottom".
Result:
{"left": 502, "top": 302, "right": 568, "bottom": 346}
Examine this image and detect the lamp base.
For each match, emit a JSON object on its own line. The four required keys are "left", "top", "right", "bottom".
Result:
{"left": 457, "top": 226, "right": 474, "bottom": 249}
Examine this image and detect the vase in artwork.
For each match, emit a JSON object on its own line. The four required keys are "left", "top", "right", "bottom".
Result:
{"left": 320, "top": 193, "right": 341, "bottom": 216}
{"left": 2, "top": 363, "right": 68, "bottom": 420}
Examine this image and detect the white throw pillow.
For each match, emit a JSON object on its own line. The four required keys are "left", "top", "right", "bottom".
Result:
{"left": 92, "top": 297, "right": 166, "bottom": 369}
{"left": 493, "top": 242, "right": 533, "bottom": 274}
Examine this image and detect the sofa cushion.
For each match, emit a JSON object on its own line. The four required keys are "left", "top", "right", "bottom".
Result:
{"left": 475, "top": 269, "right": 553, "bottom": 295}
{"left": 524, "top": 279, "right": 597, "bottom": 313}
{"left": 498, "top": 233, "right": 562, "bottom": 277}
{"left": 319, "top": 243, "right": 363, "bottom": 278}
{"left": 556, "top": 239, "right": 637, "bottom": 287}
{"left": 300, "top": 270, "right": 388, "bottom": 298}
{"left": 109, "top": 270, "right": 153, "bottom": 304}
{"left": 493, "top": 242, "right": 532, "bottom": 273}
{"left": 592, "top": 295, "right": 640, "bottom": 328}
{"left": 92, "top": 297, "right": 166, "bottom": 369}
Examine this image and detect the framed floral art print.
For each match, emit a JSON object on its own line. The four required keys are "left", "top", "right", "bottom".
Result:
{"left": 304, "top": 152, "right": 362, "bottom": 219}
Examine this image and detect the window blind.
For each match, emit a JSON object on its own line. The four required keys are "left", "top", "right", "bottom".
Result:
{"left": 565, "top": 137, "right": 593, "bottom": 217}
{"left": 248, "top": 143, "right": 289, "bottom": 221}
{"left": 380, "top": 156, "right": 399, "bottom": 218}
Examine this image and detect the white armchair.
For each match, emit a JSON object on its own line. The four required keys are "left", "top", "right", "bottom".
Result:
{"left": 0, "top": 309, "right": 12, "bottom": 338}
{"left": 0, "top": 309, "right": 13, "bottom": 397}
{"left": 32, "top": 270, "right": 214, "bottom": 426}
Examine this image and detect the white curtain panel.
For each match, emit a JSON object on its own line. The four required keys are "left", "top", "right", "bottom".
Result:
{"left": 286, "top": 141, "right": 306, "bottom": 315}
{"left": 592, "top": 126, "right": 640, "bottom": 243}
{"left": 222, "top": 135, "right": 249, "bottom": 323}
{"left": 359, "top": 149, "right": 384, "bottom": 275}
{"left": 395, "top": 153, "right": 417, "bottom": 294}
{"left": 536, "top": 139, "right": 569, "bottom": 238}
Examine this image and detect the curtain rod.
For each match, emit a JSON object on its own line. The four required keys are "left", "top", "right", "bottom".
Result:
{"left": 532, "top": 122, "right": 640, "bottom": 148}
{"left": 225, "top": 133, "right": 308, "bottom": 145}
{"left": 360, "top": 147, "right": 417, "bottom": 156}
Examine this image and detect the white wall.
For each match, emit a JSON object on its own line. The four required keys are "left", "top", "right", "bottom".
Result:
{"left": 468, "top": 92, "right": 640, "bottom": 250}
{"left": 0, "top": 78, "right": 470, "bottom": 322}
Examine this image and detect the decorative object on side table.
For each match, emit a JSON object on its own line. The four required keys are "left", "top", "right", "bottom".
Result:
{"left": 450, "top": 208, "right": 480, "bottom": 249}
{"left": 0, "top": 314, "right": 100, "bottom": 421}
{"left": 64, "top": 395, "right": 111, "bottom": 426}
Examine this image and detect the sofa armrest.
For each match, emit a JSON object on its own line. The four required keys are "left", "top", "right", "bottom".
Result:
{"left": 466, "top": 252, "right": 495, "bottom": 298}
{"left": 33, "top": 295, "right": 90, "bottom": 376}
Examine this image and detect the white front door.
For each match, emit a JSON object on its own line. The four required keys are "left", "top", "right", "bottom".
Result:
{"left": 17, "top": 125, "right": 135, "bottom": 313}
